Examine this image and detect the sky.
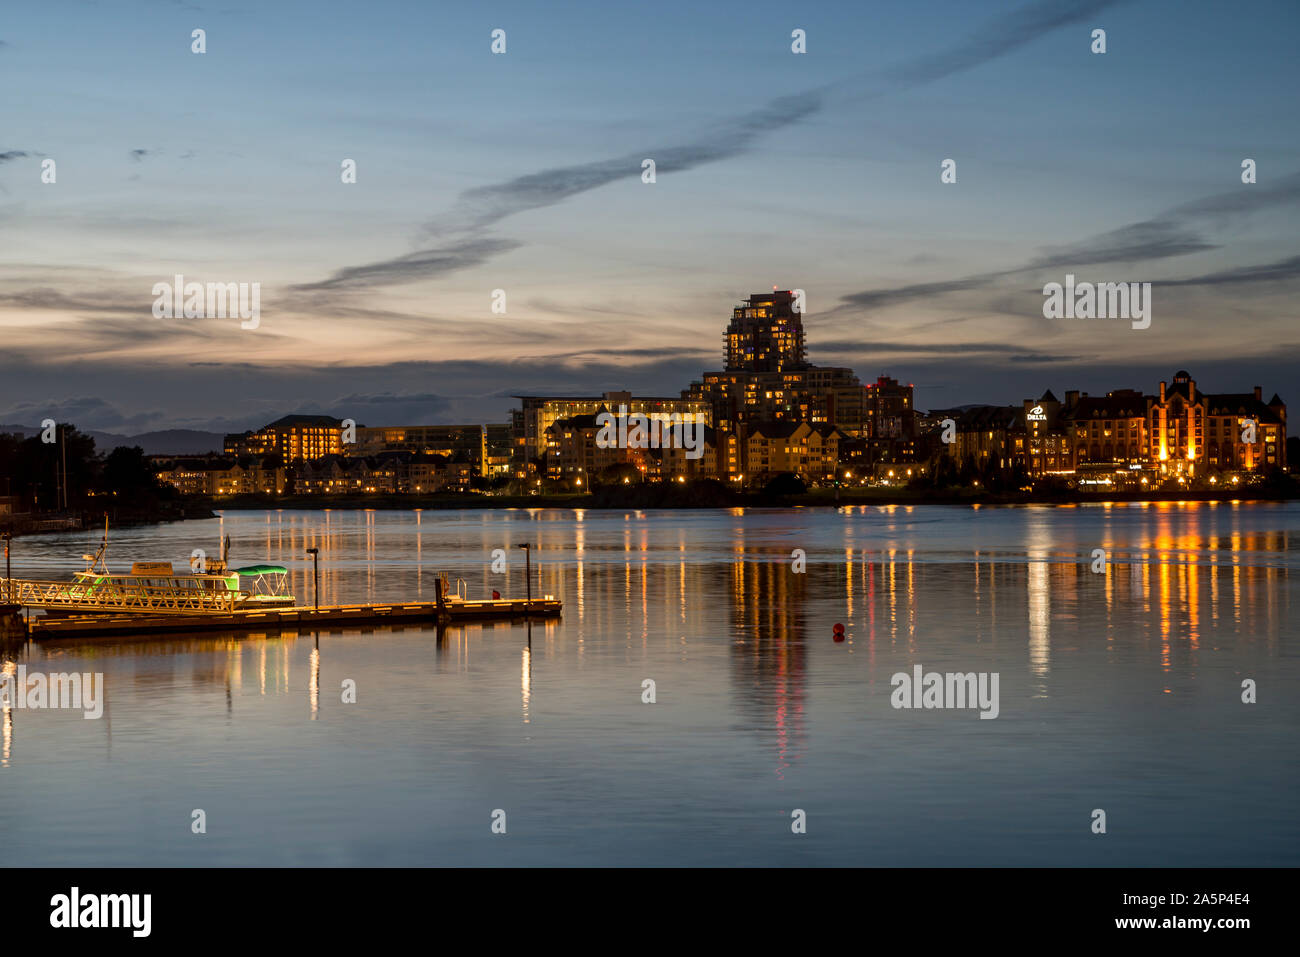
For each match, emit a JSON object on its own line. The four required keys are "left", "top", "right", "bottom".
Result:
{"left": 1, "top": 0, "right": 1298, "bottom": 434}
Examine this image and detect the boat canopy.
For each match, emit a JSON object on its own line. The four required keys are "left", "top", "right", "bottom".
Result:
{"left": 233, "top": 565, "right": 289, "bottom": 576}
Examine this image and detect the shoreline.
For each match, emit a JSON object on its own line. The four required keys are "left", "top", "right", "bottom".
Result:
{"left": 7, "top": 486, "right": 1294, "bottom": 538}
{"left": 205, "top": 485, "right": 1299, "bottom": 512}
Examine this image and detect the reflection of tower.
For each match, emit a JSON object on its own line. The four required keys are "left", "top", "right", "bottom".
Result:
{"left": 728, "top": 557, "right": 808, "bottom": 779}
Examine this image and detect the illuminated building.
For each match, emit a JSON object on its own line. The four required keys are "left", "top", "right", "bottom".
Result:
{"left": 542, "top": 413, "right": 631, "bottom": 480}
{"left": 865, "top": 375, "right": 917, "bottom": 458}
{"left": 1060, "top": 389, "right": 1149, "bottom": 470}
{"left": 744, "top": 422, "right": 844, "bottom": 482}
{"left": 937, "top": 370, "right": 1287, "bottom": 482}
{"left": 514, "top": 392, "right": 709, "bottom": 471}
{"left": 685, "top": 291, "right": 868, "bottom": 436}
{"left": 354, "top": 424, "right": 513, "bottom": 477}
{"left": 724, "top": 290, "right": 808, "bottom": 373}
{"left": 155, "top": 456, "right": 286, "bottom": 496}
{"left": 224, "top": 415, "right": 344, "bottom": 463}
{"left": 942, "top": 405, "right": 1024, "bottom": 472}
{"left": 1149, "top": 371, "right": 1286, "bottom": 476}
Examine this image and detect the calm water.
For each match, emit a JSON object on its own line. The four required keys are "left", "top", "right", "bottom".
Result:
{"left": 2, "top": 503, "right": 1297, "bottom": 866}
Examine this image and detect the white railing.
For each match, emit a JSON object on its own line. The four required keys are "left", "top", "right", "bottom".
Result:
{"left": 0, "top": 577, "right": 246, "bottom": 615}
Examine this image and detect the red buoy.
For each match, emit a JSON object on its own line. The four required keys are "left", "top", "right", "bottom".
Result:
{"left": 833, "top": 623, "right": 845, "bottom": 642}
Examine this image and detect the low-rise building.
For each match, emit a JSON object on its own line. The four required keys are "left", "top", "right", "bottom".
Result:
{"left": 744, "top": 422, "right": 843, "bottom": 483}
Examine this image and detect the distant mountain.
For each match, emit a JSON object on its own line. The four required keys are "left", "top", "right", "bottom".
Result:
{"left": 0, "top": 425, "right": 225, "bottom": 455}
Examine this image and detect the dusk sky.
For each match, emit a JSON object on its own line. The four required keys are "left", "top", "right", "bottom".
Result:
{"left": 2, "top": 0, "right": 1298, "bottom": 434}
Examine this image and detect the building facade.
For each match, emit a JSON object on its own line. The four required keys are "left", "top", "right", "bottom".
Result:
{"left": 685, "top": 291, "right": 869, "bottom": 437}
{"left": 514, "top": 392, "right": 709, "bottom": 471}
{"left": 937, "top": 371, "right": 1287, "bottom": 481}
{"left": 225, "top": 415, "right": 345, "bottom": 462}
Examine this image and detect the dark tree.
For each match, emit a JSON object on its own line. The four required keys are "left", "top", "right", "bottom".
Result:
{"left": 101, "top": 446, "right": 159, "bottom": 502}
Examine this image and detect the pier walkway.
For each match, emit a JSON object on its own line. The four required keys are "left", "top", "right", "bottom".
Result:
{"left": 23, "top": 596, "right": 562, "bottom": 640}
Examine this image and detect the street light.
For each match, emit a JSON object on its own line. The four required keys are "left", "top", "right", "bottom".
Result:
{"left": 305, "top": 547, "right": 320, "bottom": 610}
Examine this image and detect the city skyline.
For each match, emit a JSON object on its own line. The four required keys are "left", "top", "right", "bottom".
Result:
{"left": 3, "top": 0, "right": 1299, "bottom": 434}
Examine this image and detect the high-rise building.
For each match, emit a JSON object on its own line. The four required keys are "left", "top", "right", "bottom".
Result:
{"left": 687, "top": 291, "right": 868, "bottom": 436}
{"left": 725, "top": 290, "right": 808, "bottom": 373}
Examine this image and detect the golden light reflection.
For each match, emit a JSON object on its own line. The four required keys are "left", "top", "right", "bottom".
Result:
{"left": 309, "top": 645, "right": 320, "bottom": 720}
{"left": 1026, "top": 531, "right": 1050, "bottom": 689}
{"left": 521, "top": 645, "right": 531, "bottom": 724}
{"left": 2, "top": 659, "right": 14, "bottom": 767}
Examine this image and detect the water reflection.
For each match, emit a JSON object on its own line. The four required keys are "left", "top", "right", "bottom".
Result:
{"left": 1026, "top": 526, "right": 1051, "bottom": 691}
{"left": 2, "top": 506, "right": 1294, "bottom": 867}
{"left": 2, "top": 658, "right": 14, "bottom": 767}
{"left": 521, "top": 644, "right": 531, "bottom": 725}
{"left": 728, "top": 557, "right": 808, "bottom": 780}
{"left": 309, "top": 638, "right": 320, "bottom": 720}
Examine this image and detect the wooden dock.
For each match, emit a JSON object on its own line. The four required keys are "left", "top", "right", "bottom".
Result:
{"left": 26, "top": 596, "right": 561, "bottom": 640}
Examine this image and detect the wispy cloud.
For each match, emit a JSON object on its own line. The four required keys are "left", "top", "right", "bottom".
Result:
{"left": 292, "top": 236, "right": 523, "bottom": 292}
{"left": 1156, "top": 253, "right": 1300, "bottom": 288}
{"left": 882, "top": 0, "right": 1127, "bottom": 90}
{"left": 300, "top": 0, "right": 1121, "bottom": 296}
{"left": 839, "top": 172, "right": 1300, "bottom": 313}
{"left": 424, "top": 93, "right": 823, "bottom": 241}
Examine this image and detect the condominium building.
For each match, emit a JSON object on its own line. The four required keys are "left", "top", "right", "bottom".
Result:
{"left": 686, "top": 291, "right": 869, "bottom": 437}
{"left": 514, "top": 392, "right": 709, "bottom": 469}
{"left": 224, "top": 415, "right": 345, "bottom": 462}
{"left": 744, "top": 422, "right": 844, "bottom": 482}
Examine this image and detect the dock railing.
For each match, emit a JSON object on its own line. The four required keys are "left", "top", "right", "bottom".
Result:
{"left": 0, "top": 577, "right": 245, "bottom": 615}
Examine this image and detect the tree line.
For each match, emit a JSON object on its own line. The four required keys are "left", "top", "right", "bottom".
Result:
{"left": 0, "top": 426, "right": 177, "bottom": 514}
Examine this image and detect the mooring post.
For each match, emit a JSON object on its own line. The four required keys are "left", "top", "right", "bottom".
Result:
{"left": 434, "top": 574, "right": 446, "bottom": 622}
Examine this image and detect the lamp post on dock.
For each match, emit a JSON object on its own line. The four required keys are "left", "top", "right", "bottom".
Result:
{"left": 305, "top": 547, "right": 320, "bottom": 610}
{"left": 518, "top": 543, "right": 531, "bottom": 604}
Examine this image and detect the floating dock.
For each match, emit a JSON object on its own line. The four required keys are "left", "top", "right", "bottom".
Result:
{"left": 25, "top": 597, "right": 562, "bottom": 640}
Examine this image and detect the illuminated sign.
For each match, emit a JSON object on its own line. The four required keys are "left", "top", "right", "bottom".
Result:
{"left": 1027, "top": 405, "right": 1047, "bottom": 422}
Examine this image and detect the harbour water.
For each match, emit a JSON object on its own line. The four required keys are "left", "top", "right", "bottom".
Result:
{"left": 2, "top": 503, "right": 1296, "bottom": 866}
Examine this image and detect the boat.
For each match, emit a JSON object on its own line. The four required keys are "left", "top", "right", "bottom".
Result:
{"left": 2, "top": 521, "right": 296, "bottom": 617}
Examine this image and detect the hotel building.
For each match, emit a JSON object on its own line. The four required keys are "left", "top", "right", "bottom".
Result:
{"left": 940, "top": 370, "right": 1287, "bottom": 481}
